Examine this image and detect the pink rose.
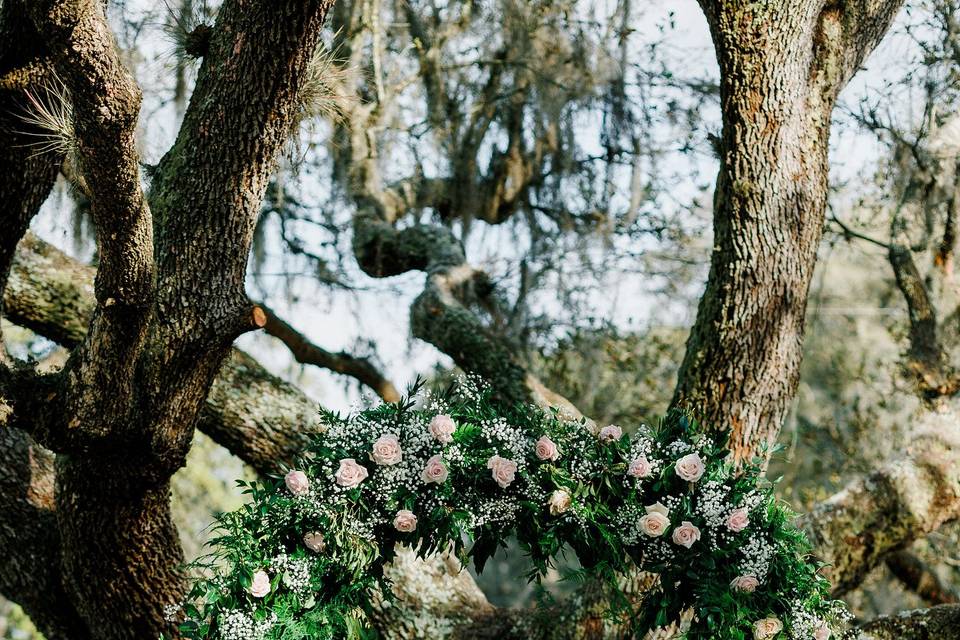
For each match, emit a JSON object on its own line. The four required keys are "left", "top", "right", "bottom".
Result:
{"left": 726, "top": 507, "right": 749, "bottom": 532}
{"left": 627, "top": 456, "right": 653, "bottom": 478}
{"left": 486, "top": 455, "right": 518, "bottom": 488}
{"left": 598, "top": 425, "right": 623, "bottom": 443}
{"left": 730, "top": 575, "right": 760, "bottom": 592}
{"left": 421, "top": 455, "right": 449, "bottom": 484}
{"left": 249, "top": 570, "right": 271, "bottom": 598}
{"left": 429, "top": 414, "right": 457, "bottom": 444}
{"left": 548, "top": 489, "right": 572, "bottom": 515}
{"left": 284, "top": 470, "right": 310, "bottom": 496}
{"left": 334, "top": 458, "right": 369, "bottom": 488}
{"left": 675, "top": 452, "right": 705, "bottom": 482}
{"left": 813, "top": 625, "right": 831, "bottom": 640}
{"left": 371, "top": 433, "right": 402, "bottom": 465}
{"left": 638, "top": 502, "right": 670, "bottom": 537}
{"left": 752, "top": 617, "right": 783, "bottom": 640}
{"left": 535, "top": 436, "right": 560, "bottom": 462}
{"left": 393, "top": 509, "right": 418, "bottom": 532}
{"left": 671, "top": 520, "right": 701, "bottom": 548}
{"left": 303, "top": 532, "right": 325, "bottom": 553}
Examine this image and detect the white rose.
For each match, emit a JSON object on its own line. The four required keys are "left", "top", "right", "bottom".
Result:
{"left": 730, "top": 575, "right": 759, "bottom": 592}
{"left": 675, "top": 452, "right": 705, "bottom": 482}
{"left": 393, "top": 509, "right": 418, "bottom": 532}
{"left": 598, "top": 425, "right": 623, "bottom": 443}
{"left": 429, "top": 414, "right": 457, "bottom": 444}
{"left": 535, "top": 436, "right": 560, "bottom": 461}
{"left": 249, "top": 570, "right": 271, "bottom": 598}
{"left": 371, "top": 433, "right": 402, "bottom": 465}
{"left": 303, "top": 532, "right": 325, "bottom": 553}
{"left": 627, "top": 456, "right": 653, "bottom": 478}
{"left": 752, "top": 617, "right": 783, "bottom": 640}
{"left": 334, "top": 458, "right": 369, "bottom": 488}
{"left": 646, "top": 501, "right": 669, "bottom": 517}
{"left": 421, "top": 454, "right": 449, "bottom": 484}
{"left": 548, "top": 489, "right": 572, "bottom": 515}
{"left": 638, "top": 502, "right": 670, "bottom": 537}
{"left": 284, "top": 470, "right": 310, "bottom": 496}
{"left": 813, "top": 624, "right": 831, "bottom": 640}
{"left": 486, "top": 455, "right": 518, "bottom": 488}
{"left": 671, "top": 520, "right": 701, "bottom": 548}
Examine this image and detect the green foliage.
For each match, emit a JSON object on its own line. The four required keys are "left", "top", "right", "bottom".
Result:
{"left": 179, "top": 380, "right": 847, "bottom": 639}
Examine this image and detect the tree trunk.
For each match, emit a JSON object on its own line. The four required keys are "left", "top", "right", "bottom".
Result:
{"left": 672, "top": 0, "right": 905, "bottom": 459}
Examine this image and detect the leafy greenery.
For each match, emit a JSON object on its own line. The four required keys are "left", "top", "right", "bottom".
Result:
{"left": 179, "top": 380, "right": 847, "bottom": 639}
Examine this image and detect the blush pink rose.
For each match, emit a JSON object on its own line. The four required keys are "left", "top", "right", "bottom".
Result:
{"left": 813, "top": 625, "right": 831, "bottom": 640}
{"left": 671, "top": 520, "right": 701, "bottom": 548}
{"left": 675, "top": 452, "right": 705, "bottom": 482}
{"left": 429, "top": 414, "right": 457, "bottom": 444}
{"left": 334, "top": 458, "right": 369, "bottom": 488}
{"left": 535, "top": 436, "right": 560, "bottom": 461}
{"left": 627, "top": 456, "right": 653, "bottom": 478}
{"left": 393, "top": 509, "right": 418, "bottom": 532}
{"left": 303, "top": 532, "right": 325, "bottom": 553}
{"left": 548, "top": 489, "right": 572, "bottom": 515}
{"left": 730, "top": 575, "right": 760, "bottom": 592}
{"left": 598, "top": 425, "right": 623, "bottom": 443}
{"left": 249, "top": 570, "right": 271, "bottom": 598}
{"left": 371, "top": 433, "right": 402, "bottom": 465}
{"left": 486, "top": 455, "right": 518, "bottom": 488}
{"left": 638, "top": 502, "right": 670, "bottom": 537}
{"left": 726, "top": 507, "right": 749, "bottom": 532}
{"left": 284, "top": 470, "right": 310, "bottom": 496}
{"left": 752, "top": 617, "right": 783, "bottom": 640}
{"left": 421, "top": 455, "right": 449, "bottom": 484}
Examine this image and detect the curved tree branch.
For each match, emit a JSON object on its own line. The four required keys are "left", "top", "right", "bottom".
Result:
{"left": 802, "top": 405, "right": 960, "bottom": 596}
{"left": 260, "top": 303, "right": 401, "bottom": 402}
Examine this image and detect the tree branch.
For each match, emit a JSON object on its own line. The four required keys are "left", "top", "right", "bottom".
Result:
{"left": 352, "top": 210, "right": 586, "bottom": 420}
{"left": 3, "top": 234, "right": 315, "bottom": 474}
{"left": 18, "top": 0, "right": 155, "bottom": 451}
{"left": 856, "top": 604, "right": 960, "bottom": 639}
{"left": 888, "top": 243, "right": 958, "bottom": 395}
{"left": 802, "top": 405, "right": 960, "bottom": 596}
{"left": 885, "top": 549, "right": 959, "bottom": 606}
{"left": 0, "top": 1, "right": 64, "bottom": 358}
{"left": 259, "top": 304, "right": 401, "bottom": 402}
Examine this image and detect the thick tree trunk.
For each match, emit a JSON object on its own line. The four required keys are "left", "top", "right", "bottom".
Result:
{"left": 672, "top": 0, "right": 905, "bottom": 459}
{"left": 0, "top": 0, "right": 337, "bottom": 637}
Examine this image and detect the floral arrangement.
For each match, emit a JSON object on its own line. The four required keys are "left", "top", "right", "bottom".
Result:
{"left": 177, "top": 378, "right": 848, "bottom": 640}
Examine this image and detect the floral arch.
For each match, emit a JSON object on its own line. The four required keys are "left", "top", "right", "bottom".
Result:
{"left": 178, "top": 380, "right": 847, "bottom": 640}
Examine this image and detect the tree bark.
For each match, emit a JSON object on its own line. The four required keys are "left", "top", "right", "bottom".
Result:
{"left": 0, "top": 0, "right": 338, "bottom": 636}
{"left": 856, "top": 604, "right": 960, "bottom": 639}
{"left": 672, "top": 0, "right": 906, "bottom": 460}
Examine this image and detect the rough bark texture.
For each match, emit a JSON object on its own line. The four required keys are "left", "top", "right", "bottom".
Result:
{"left": 0, "top": 0, "right": 338, "bottom": 636}
{"left": 0, "top": 1, "right": 63, "bottom": 359}
{"left": 801, "top": 405, "right": 960, "bottom": 595}
{"left": 0, "top": 428, "right": 90, "bottom": 640}
{"left": 671, "top": 0, "right": 907, "bottom": 460}
{"left": 4, "top": 233, "right": 320, "bottom": 475}
{"left": 856, "top": 604, "right": 960, "bottom": 639}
